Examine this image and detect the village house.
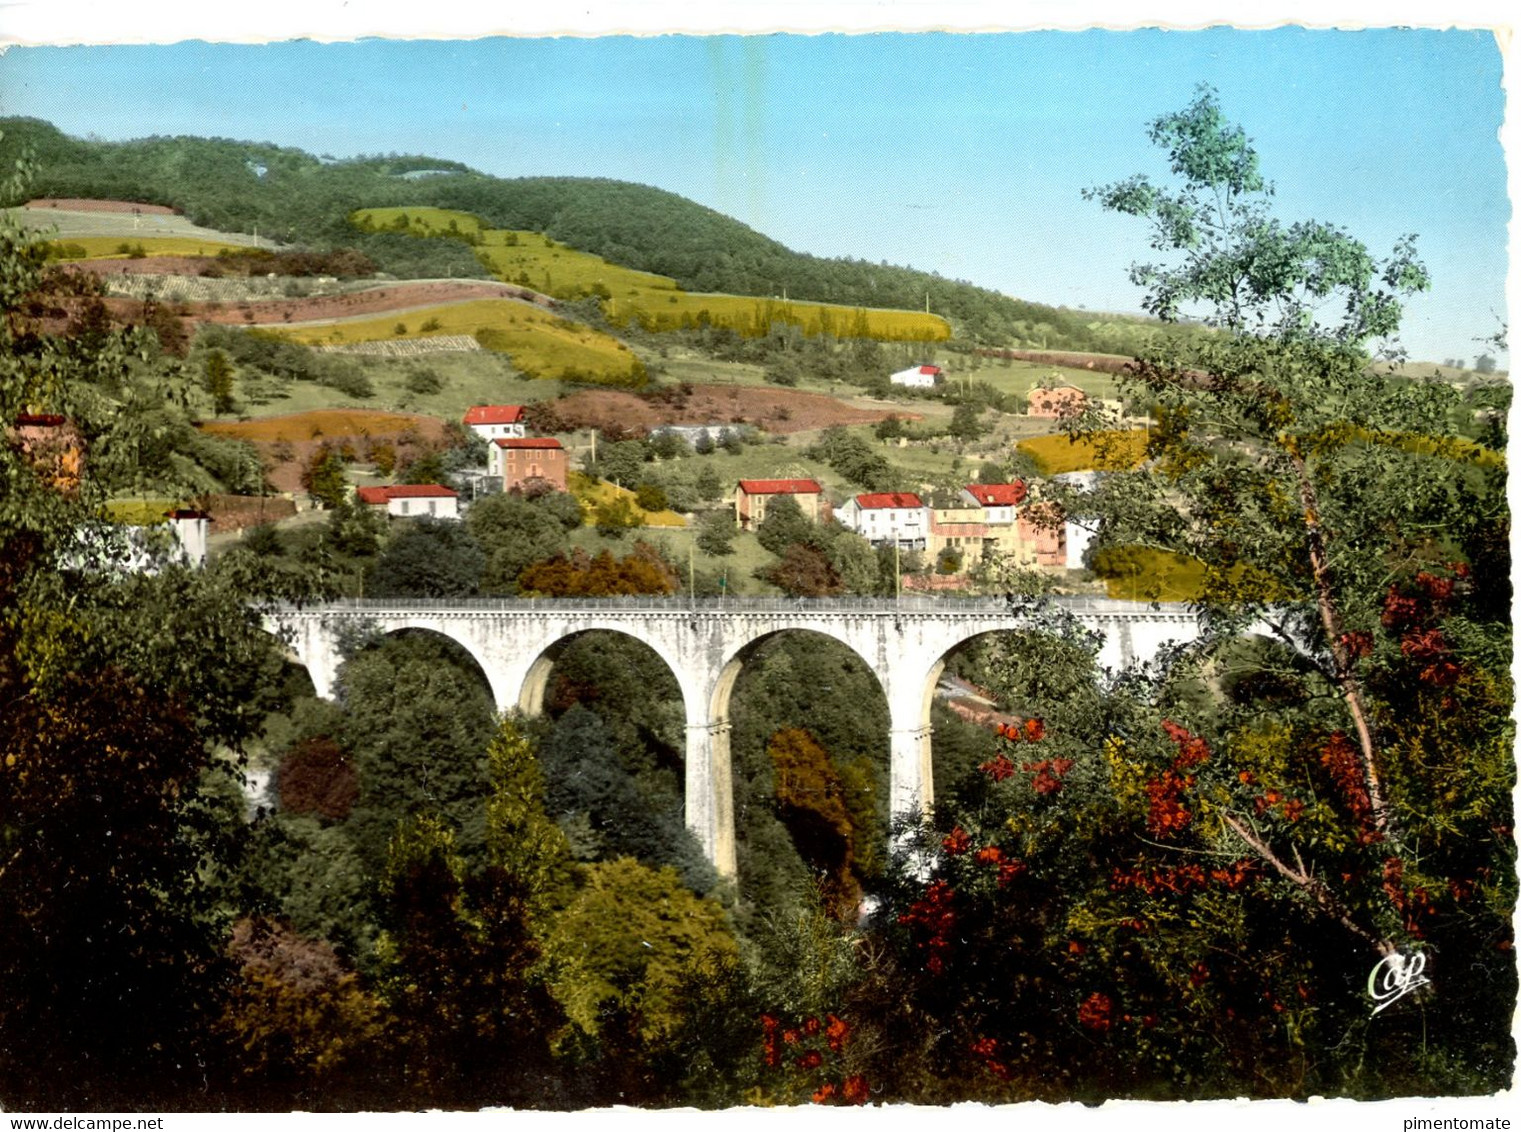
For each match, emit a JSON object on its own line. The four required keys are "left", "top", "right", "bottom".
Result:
{"left": 1027, "top": 386, "right": 1088, "bottom": 418}
{"left": 463, "top": 405, "right": 527, "bottom": 474}
{"left": 960, "top": 481, "right": 1027, "bottom": 524}
{"left": 1016, "top": 501, "right": 1068, "bottom": 567}
{"left": 928, "top": 503, "right": 989, "bottom": 570}
{"left": 954, "top": 481, "right": 1074, "bottom": 570}
{"left": 498, "top": 437, "right": 568, "bottom": 493}
{"left": 835, "top": 491, "right": 928, "bottom": 551}
{"left": 734, "top": 478, "right": 825, "bottom": 530}
{"left": 356, "top": 484, "right": 461, "bottom": 520}
{"left": 1051, "top": 471, "right": 1102, "bottom": 570}
{"left": 889, "top": 363, "right": 942, "bottom": 389}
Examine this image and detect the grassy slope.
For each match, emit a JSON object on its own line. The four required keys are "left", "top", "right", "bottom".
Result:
{"left": 359, "top": 208, "right": 952, "bottom": 343}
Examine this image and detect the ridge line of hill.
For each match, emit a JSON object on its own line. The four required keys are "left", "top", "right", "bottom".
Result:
{"left": 0, "top": 115, "right": 1187, "bottom": 354}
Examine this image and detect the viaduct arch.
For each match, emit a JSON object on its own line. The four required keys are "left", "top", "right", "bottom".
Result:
{"left": 266, "top": 596, "right": 1210, "bottom": 878}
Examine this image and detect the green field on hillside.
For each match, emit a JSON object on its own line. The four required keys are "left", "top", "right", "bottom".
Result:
{"left": 273, "top": 299, "right": 646, "bottom": 385}
{"left": 47, "top": 235, "right": 249, "bottom": 259}
{"left": 353, "top": 207, "right": 951, "bottom": 343}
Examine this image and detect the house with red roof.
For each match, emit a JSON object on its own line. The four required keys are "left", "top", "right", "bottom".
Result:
{"left": 498, "top": 437, "right": 567, "bottom": 493}
{"left": 464, "top": 405, "right": 527, "bottom": 474}
{"left": 356, "top": 483, "right": 460, "bottom": 520}
{"left": 889, "top": 363, "right": 942, "bottom": 389}
{"left": 959, "top": 481, "right": 1028, "bottom": 525}
{"left": 836, "top": 491, "right": 928, "bottom": 550}
{"left": 734, "top": 478, "right": 824, "bottom": 529}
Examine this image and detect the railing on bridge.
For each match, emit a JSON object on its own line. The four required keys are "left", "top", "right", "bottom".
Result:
{"left": 265, "top": 595, "right": 1189, "bottom": 617}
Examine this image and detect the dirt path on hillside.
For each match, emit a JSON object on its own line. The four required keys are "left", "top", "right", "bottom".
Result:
{"left": 549, "top": 385, "right": 923, "bottom": 436}
{"left": 93, "top": 280, "right": 553, "bottom": 328}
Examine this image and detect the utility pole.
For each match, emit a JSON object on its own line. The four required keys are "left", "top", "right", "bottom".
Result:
{"left": 689, "top": 538, "right": 696, "bottom": 607}
{"left": 895, "top": 541, "right": 901, "bottom": 600}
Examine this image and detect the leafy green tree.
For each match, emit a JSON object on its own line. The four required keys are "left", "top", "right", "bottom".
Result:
{"left": 547, "top": 857, "right": 739, "bottom": 1098}
{"left": 948, "top": 400, "right": 985, "bottom": 441}
{"left": 634, "top": 481, "right": 668, "bottom": 513}
{"left": 366, "top": 516, "right": 484, "bottom": 598}
{"left": 857, "top": 84, "right": 1515, "bottom": 1104}
{"left": 467, "top": 491, "right": 572, "bottom": 594}
{"left": 337, "top": 633, "right": 498, "bottom": 870}
{"left": 0, "top": 165, "right": 296, "bottom": 1107}
{"left": 302, "top": 445, "right": 349, "bottom": 510}
{"left": 754, "top": 494, "right": 814, "bottom": 556}
{"left": 204, "top": 347, "right": 235, "bottom": 415}
{"left": 695, "top": 509, "right": 738, "bottom": 556}
{"left": 593, "top": 494, "right": 640, "bottom": 537}
{"left": 593, "top": 438, "right": 647, "bottom": 487}
{"left": 372, "top": 815, "right": 564, "bottom": 1107}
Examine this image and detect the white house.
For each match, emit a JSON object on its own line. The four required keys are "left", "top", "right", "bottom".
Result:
{"left": 464, "top": 405, "right": 527, "bottom": 474}
{"left": 835, "top": 491, "right": 928, "bottom": 550}
{"left": 1052, "top": 471, "right": 1102, "bottom": 569}
{"left": 69, "top": 507, "right": 213, "bottom": 574}
{"left": 356, "top": 484, "right": 460, "bottom": 520}
{"left": 889, "top": 364, "right": 942, "bottom": 389}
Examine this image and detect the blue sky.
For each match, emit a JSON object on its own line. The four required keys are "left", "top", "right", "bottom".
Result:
{"left": 0, "top": 28, "right": 1509, "bottom": 365}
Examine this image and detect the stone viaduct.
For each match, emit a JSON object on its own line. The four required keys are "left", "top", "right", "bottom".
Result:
{"left": 265, "top": 596, "right": 1209, "bottom": 878}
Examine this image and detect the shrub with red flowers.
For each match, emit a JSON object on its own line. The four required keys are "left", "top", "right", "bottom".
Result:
{"left": 758, "top": 1011, "right": 869, "bottom": 1105}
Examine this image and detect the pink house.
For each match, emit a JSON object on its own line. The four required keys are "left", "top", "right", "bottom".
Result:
{"left": 1027, "top": 386, "right": 1088, "bottom": 419}
{"left": 499, "top": 437, "right": 568, "bottom": 493}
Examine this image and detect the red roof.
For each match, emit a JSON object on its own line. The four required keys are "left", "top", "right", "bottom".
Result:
{"left": 498, "top": 437, "right": 563, "bottom": 449}
{"left": 855, "top": 492, "right": 923, "bottom": 509}
{"left": 738, "top": 478, "right": 822, "bottom": 495}
{"left": 964, "top": 482, "right": 1028, "bottom": 506}
{"left": 357, "top": 484, "right": 458, "bottom": 504}
{"left": 918, "top": 365, "right": 942, "bottom": 375}
{"left": 464, "top": 404, "right": 525, "bottom": 425}
{"left": 13, "top": 413, "right": 68, "bottom": 427}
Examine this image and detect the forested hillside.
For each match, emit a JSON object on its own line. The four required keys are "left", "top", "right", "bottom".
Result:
{"left": 0, "top": 116, "right": 1176, "bottom": 349}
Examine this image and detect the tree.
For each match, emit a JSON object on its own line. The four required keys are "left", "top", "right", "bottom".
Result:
{"left": 1472, "top": 353, "right": 1496, "bottom": 374}
{"left": 634, "top": 481, "right": 668, "bottom": 513}
{"left": 926, "top": 83, "right": 1516, "bottom": 1093}
{"left": 204, "top": 347, "right": 235, "bottom": 415}
{"left": 760, "top": 543, "right": 842, "bottom": 597}
{"left": 948, "top": 400, "right": 985, "bottom": 442}
{"left": 695, "top": 509, "right": 738, "bottom": 556}
{"left": 366, "top": 517, "right": 484, "bottom": 598}
{"left": 593, "top": 494, "right": 640, "bottom": 538}
{"left": 467, "top": 492, "right": 572, "bottom": 594}
{"left": 301, "top": 444, "right": 348, "bottom": 510}
{"left": 547, "top": 858, "right": 738, "bottom": 1053}
{"left": 0, "top": 161, "right": 294, "bottom": 1106}
{"left": 755, "top": 494, "right": 815, "bottom": 557}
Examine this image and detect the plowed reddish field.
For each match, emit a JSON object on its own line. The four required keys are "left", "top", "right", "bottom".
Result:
{"left": 27, "top": 198, "right": 179, "bottom": 215}
{"left": 201, "top": 410, "right": 448, "bottom": 493}
{"left": 93, "top": 280, "right": 549, "bottom": 325}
